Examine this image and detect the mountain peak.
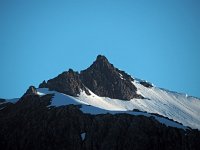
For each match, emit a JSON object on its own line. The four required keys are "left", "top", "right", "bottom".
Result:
{"left": 22, "top": 86, "right": 38, "bottom": 97}
{"left": 96, "top": 55, "right": 108, "bottom": 62}
{"left": 92, "top": 55, "right": 112, "bottom": 69}
{"left": 39, "top": 55, "right": 143, "bottom": 100}
{"left": 80, "top": 55, "right": 143, "bottom": 100}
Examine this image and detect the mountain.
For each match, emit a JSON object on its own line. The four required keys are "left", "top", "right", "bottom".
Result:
{"left": 0, "top": 55, "right": 200, "bottom": 150}
{"left": 38, "top": 54, "right": 200, "bottom": 130}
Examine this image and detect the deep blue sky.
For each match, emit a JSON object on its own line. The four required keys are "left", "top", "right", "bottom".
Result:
{"left": 0, "top": 0, "right": 200, "bottom": 99}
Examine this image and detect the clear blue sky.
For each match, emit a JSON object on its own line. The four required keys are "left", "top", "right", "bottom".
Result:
{"left": 0, "top": 0, "right": 200, "bottom": 99}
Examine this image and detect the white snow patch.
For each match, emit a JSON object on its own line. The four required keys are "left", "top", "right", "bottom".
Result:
{"left": 37, "top": 88, "right": 88, "bottom": 106}
{"left": 81, "top": 133, "right": 86, "bottom": 141}
{"left": 119, "top": 73, "right": 125, "bottom": 80}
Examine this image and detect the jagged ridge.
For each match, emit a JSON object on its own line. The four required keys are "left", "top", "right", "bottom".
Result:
{"left": 39, "top": 55, "right": 143, "bottom": 100}
{"left": 39, "top": 69, "right": 90, "bottom": 97}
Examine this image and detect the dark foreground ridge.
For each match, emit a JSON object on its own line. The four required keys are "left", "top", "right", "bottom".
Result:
{"left": 0, "top": 94, "right": 200, "bottom": 150}
{"left": 39, "top": 55, "right": 143, "bottom": 100}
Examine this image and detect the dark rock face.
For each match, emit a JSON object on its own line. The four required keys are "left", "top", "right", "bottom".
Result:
{"left": 80, "top": 55, "right": 143, "bottom": 100}
{"left": 140, "top": 81, "right": 153, "bottom": 88}
{"left": 0, "top": 98, "right": 6, "bottom": 103}
{"left": 38, "top": 55, "right": 143, "bottom": 100}
{"left": 39, "top": 69, "right": 90, "bottom": 97}
{"left": 0, "top": 95, "right": 200, "bottom": 150}
{"left": 39, "top": 80, "right": 47, "bottom": 88}
{"left": 0, "top": 98, "right": 13, "bottom": 110}
{"left": 22, "top": 86, "right": 38, "bottom": 97}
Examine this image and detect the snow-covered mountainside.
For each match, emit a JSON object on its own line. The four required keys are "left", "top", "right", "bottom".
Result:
{"left": 37, "top": 88, "right": 187, "bottom": 130}
{"left": 37, "top": 82, "right": 200, "bottom": 130}
{"left": 1, "top": 55, "right": 200, "bottom": 150}
{"left": 35, "top": 55, "right": 200, "bottom": 130}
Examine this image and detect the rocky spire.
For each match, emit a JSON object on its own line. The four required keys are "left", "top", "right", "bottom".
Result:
{"left": 80, "top": 55, "right": 143, "bottom": 100}
{"left": 22, "top": 86, "right": 38, "bottom": 97}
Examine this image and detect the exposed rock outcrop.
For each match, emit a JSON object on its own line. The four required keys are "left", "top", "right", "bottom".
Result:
{"left": 39, "top": 80, "right": 47, "bottom": 88}
{"left": 80, "top": 55, "right": 143, "bottom": 100}
{"left": 140, "top": 81, "right": 153, "bottom": 88}
{"left": 39, "top": 69, "right": 90, "bottom": 96}
{"left": 22, "top": 86, "right": 38, "bottom": 97}
{"left": 0, "top": 98, "right": 6, "bottom": 103}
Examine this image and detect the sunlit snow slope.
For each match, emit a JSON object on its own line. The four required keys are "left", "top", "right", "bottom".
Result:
{"left": 78, "top": 81, "right": 200, "bottom": 130}
{"left": 37, "top": 88, "right": 187, "bottom": 130}
{"left": 132, "top": 81, "right": 200, "bottom": 130}
{"left": 37, "top": 80, "right": 200, "bottom": 130}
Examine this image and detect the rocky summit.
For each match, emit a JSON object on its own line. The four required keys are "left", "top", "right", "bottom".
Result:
{"left": 22, "top": 85, "right": 38, "bottom": 97}
{"left": 80, "top": 55, "right": 143, "bottom": 100}
{"left": 39, "top": 55, "right": 143, "bottom": 100}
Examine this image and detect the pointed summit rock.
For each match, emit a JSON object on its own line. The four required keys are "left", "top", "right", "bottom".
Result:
{"left": 80, "top": 55, "right": 143, "bottom": 100}
{"left": 90, "top": 55, "right": 114, "bottom": 70}
{"left": 39, "top": 80, "right": 47, "bottom": 88}
{"left": 95, "top": 55, "right": 110, "bottom": 65}
{"left": 22, "top": 86, "right": 38, "bottom": 97}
